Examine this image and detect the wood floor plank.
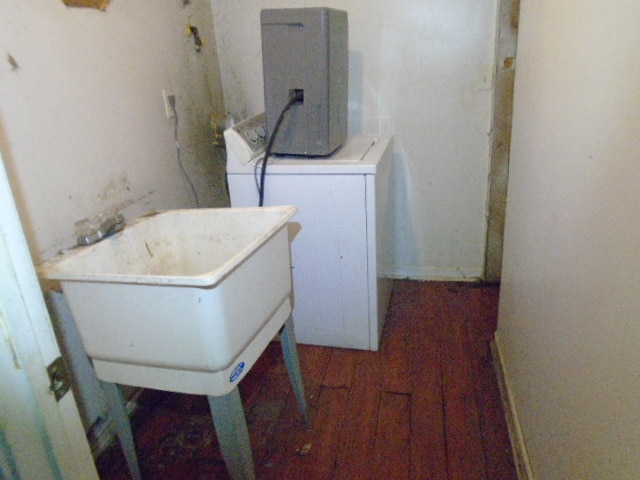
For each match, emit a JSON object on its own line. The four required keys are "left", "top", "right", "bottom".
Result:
{"left": 253, "top": 364, "right": 320, "bottom": 480}
{"left": 409, "top": 285, "right": 448, "bottom": 480}
{"left": 463, "top": 285, "right": 500, "bottom": 342}
{"left": 411, "top": 337, "right": 448, "bottom": 480}
{"left": 96, "top": 281, "right": 518, "bottom": 480}
{"left": 278, "top": 386, "right": 350, "bottom": 480}
{"left": 460, "top": 285, "right": 518, "bottom": 480}
{"left": 298, "top": 344, "right": 331, "bottom": 410}
{"left": 373, "top": 392, "right": 412, "bottom": 480}
{"left": 298, "top": 344, "right": 332, "bottom": 385}
{"left": 333, "top": 351, "right": 383, "bottom": 480}
{"left": 441, "top": 284, "right": 488, "bottom": 480}
{"left": 244, "top": 366, "right": 291, "bottom": 468}
{"left": 322, "top": 347, "right": 360, "bottom": 388}
{"left": 239, "top": 342, "right": 286, "bottom": 415}
{"left": 388, "top": 280, "right": 430, "bottom": 316}
{"left": 381, "top": 301, "right": 414, "bottom": 394}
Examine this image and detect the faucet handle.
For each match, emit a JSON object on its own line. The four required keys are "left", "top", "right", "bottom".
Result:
{"left": 77, "top": 214, "right": 125, "bottom": 246}
{"left": 100, "top": 214, "right": 125, "bottom": 236}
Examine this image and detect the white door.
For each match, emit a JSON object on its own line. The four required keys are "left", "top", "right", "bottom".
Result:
{"left": 0, "top": 156, "right": 98, "bottom": 480}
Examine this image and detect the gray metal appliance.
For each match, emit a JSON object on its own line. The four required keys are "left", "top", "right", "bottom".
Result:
{"left": 261, "top": 7, "right": 348, "bottom": 156}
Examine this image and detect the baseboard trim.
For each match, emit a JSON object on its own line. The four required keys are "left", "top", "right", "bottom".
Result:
{"left": 491, "top": 335, "right": 535, "bottom": 480}
{"left": 389, "top": 265, "right": 483, "bottom": 281}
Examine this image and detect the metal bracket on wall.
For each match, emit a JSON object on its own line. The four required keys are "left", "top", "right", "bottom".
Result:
{"left": 47, "top": 356, "right": 70, "bottom": 402}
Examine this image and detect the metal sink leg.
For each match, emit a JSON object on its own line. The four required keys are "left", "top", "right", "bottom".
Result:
{"left": 208, "top": 387, "right": 256, "bottom": 480}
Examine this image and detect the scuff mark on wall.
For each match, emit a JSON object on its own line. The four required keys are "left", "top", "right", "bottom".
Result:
{"left": 7, "top": 54, "right": 19, "bottom": 71}
{"left": 73, "top": 188, "right": 159, "bottom": 230}
{"left": 96, "top": 173, "right": 131, "bottom": 204}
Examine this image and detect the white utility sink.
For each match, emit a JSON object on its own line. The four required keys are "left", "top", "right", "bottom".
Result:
{"left": 38, "top": 206, "right": 298, "bottom": 396}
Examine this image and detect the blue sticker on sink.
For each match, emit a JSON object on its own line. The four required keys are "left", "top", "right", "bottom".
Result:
{"left": 229, "top": 362, "right": 245, "bottom": 383}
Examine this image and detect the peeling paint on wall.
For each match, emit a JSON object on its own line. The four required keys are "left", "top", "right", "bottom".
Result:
{"left": 61, "top": 0, "right": 110, "bottom": 11}
{"left": 0, "top": 0, "right": 228, "bottom": 262}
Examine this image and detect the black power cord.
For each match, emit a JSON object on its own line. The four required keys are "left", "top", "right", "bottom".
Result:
{"left": 259, "top": 93, "right": 303, "bottom": 207}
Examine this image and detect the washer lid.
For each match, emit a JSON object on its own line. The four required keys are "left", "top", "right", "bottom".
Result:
{"left": 261, "top": 135, "right": 389, "bottom": 174}
{"left": 326, "top": 136, "right": 376, "bottom": 161}
{"left": 273, "top": 135, "right": 374, "bottom": 163}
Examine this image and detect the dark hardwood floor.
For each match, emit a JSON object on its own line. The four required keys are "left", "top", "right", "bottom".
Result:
{"left": 97, "top": 281, "right": 517, "bottom": 479}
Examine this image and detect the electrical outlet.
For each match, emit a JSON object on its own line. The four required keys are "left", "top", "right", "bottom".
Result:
{"left": 162, "top": 89, "right": 175, "bottom": 118}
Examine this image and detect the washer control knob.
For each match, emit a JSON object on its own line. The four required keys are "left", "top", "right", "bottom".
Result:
{"left": 255, "top": 126, "right": 266, "bottom": 138}
{"left": 247, "top": 129, "right": 259, "bottom": 142}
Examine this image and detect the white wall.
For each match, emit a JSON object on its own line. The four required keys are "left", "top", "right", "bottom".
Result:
{"left": 211, "top": 0, "right": 499, "bottom": 279}
{"left": 0, "top": 0, "right": 226, "bottom": 431}
{"left": 497, "top": 1, "right": 640, "bottom": 478}
{"left": 0, "top": 0, "right": 227, "bottom": 263}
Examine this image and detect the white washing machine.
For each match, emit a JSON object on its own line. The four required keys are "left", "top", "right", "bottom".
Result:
{"left": 225, "top": 113, "right": 394, "bottom": 351}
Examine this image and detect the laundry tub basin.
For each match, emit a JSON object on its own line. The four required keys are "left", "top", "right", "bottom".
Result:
{"left": 38, "top": 206, "right": 297, "bottom": 396}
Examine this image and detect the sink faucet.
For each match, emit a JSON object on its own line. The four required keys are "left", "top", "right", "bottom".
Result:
{"left": 77, "top": 214, "right": 125, "bottom": 246}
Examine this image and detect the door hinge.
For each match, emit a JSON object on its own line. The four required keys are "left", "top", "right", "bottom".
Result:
{"left": 47, "top": 357, "right": 70, "bottom": 402}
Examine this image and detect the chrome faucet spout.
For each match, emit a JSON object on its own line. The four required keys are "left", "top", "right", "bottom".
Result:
{"left": 77, "top": 214, "right": 125, "bottom": 246}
